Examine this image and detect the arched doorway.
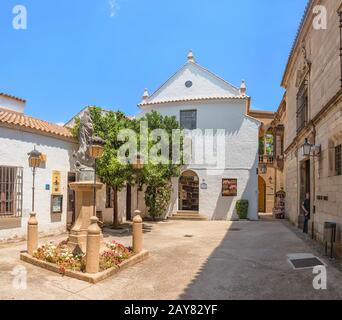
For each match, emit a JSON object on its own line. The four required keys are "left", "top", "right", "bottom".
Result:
{"left": 179, "top": 170, "right": 199, "bottom": 211}
{"left": 258, "top": 176, "right": 266, "bottom": 213}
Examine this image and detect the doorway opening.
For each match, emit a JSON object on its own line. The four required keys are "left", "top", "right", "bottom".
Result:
{"left": 126, "top": 184, "right": 132, "bottom": 221}
{"left": 258, "top": 176, "right": 266, "bottom": 213}
{"left": 178, "top": 170, "right": 199, "bottom": 211}
{"left": 299, "top": 159, "right": 311, "bottom": 227}
{"left": 66, "top": 172, "right": 76, "bottom": 231}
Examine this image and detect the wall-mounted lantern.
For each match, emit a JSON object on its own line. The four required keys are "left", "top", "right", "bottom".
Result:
{"left": 302, "top": 138, "right": 321, "bottom": 157}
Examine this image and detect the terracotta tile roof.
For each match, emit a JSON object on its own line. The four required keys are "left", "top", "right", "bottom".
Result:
{"left": 0, "top": 92, "right": 26, "bottom": 103}
{"left": 139, "top": 95, "right": 247, "bottom": 107}
{"left": 0, "top": 109, "right": 74, "bottom": 140}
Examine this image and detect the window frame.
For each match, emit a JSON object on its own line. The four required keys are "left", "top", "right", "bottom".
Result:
{"left": 335, "top": 144, "right": 342, "bottom": 176}
{"left": 105, "top": 185, "right": 113, "bottom": 208}
{"left": 180, "top": 110, "right": 197, "bottom": 130}
{"left": 0, "top": 166, "right": 23, "bottom": 218}
{"left": 296, "top": 80, "right": 309, "bottom": 133}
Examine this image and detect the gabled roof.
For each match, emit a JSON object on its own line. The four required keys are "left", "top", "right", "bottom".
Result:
{"left": 0, "top": 92, "right": 26, "bottom": 103}
{"left": 0, "top": 108, "right": 74, "bottom": 140}
{"left": 139, "top": 58, "right": 245, "bottom": 107}
{"left": 140, "top": 95, "right": 247, "bottom": 106}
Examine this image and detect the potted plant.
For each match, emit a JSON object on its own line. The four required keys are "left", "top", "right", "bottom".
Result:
{"left": 236, "top": 200, "right": 249, "bottom": 220}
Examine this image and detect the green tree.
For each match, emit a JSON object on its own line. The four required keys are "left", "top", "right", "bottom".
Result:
{"left": 73, "top": 107, "right": 135, "bottom": 228}
{"left": 137, "top": 111, "right": 183, "bottom": 220}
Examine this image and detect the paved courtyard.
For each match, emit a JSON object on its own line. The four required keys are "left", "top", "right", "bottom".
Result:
{"left": 0, "top": 219, "right": 341, "bottom": 300}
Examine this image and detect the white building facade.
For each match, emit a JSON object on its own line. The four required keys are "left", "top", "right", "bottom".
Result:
{"left": 139, "top": 52, "right": 260, "bottom": 220}
{"left": 0, "top": 94, "right": 78, "bottom": 242}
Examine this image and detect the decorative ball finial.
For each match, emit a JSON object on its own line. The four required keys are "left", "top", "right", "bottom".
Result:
{"left": 240, "top": 80, "right": 246, "bottom": 96}
{"left": 143, "top": 88, "right": 149, "bottom": 101}
{"left": 187, "top": 50, "right": 195, "bottom": 63}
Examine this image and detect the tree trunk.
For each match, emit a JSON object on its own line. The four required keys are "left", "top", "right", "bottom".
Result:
{"left": 112, "top": 186, "right": 119, "bottom": 228}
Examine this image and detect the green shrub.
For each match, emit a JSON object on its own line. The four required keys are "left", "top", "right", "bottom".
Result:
{"left": 236, "top": 200, "right": 249, "bottom": 220}
{"left": 145, "top": 183, "right": 172, "bottom": 220}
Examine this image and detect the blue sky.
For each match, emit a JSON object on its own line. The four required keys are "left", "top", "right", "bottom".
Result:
{"left": 0, "top": 0, "right": 308, "bottom": 123}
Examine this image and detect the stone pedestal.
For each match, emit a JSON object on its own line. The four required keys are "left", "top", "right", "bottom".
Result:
{"left": 68, "top": 181, "right": 103, "bottom": 253}
{"left": 132, "top": 211, "right": 143, "bottom": 254}
{"left": 27, "top": 212, "right": 38, "bottom": 255}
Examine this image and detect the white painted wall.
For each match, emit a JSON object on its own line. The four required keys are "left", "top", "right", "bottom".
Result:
{"left": 141, "top": 100, "right": 259, "bottom": 220}
{"left": 147, "top": 62, "right": 239, "bottom": 103}
{"left": 140, "top": 61, "right": 259, "bottom": 220}
{"left": 0, "top": 126, "right": 77, "bottom": 241}
{"left": 0, "top": 96, "right": 25, "bottom": 113}
{"left": 97, "top": 187, "right": 128, "bottom": 224}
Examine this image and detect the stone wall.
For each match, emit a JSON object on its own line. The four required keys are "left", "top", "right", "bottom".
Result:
{"left": 282, "top": 0, "right": 342, "bottom": 255}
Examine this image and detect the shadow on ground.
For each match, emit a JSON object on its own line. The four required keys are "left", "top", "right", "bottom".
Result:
{"left": 103, "top": 220, "right": 171, "bottom": 238}
{"left": 178, "top": 220, "right": 342, "bottom": 300}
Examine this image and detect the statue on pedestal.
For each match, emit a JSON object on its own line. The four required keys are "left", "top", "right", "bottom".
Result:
{"left": 73, "top": 108, "right": 95, "bottom": 182}
{"left": 69, "top": 108, "right": 103, "bottom": 253}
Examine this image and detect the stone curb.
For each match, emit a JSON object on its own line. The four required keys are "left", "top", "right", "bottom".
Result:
{"left": 20, "top": 250, "right": 149, "bottom": 284}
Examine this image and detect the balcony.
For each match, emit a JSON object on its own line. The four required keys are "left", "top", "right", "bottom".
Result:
{"left": 259, "top": 155, "right": 274, "bottom": 164}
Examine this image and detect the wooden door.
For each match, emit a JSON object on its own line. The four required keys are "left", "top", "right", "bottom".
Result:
{"left": 258, "top": 176, "right": 266, "bottom": 213}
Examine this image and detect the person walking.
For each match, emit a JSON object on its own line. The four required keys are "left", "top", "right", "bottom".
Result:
{"left": 302, "top": 193, "right": 310, "bottom": 234}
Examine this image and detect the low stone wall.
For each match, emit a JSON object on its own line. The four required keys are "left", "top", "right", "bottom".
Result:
{"left": 20, "top": 250, "right": 149, "bottom": 284}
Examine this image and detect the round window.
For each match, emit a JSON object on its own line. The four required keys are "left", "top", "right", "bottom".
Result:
{"left": 185, "top": 81, "right": 193, "bottom": 88}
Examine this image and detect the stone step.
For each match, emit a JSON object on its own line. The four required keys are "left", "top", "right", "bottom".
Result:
{"left": 176, "top": 211, "right": 200, "bottom": 216}
{"left": 169, "top": 213, "right": 208, "bottom": 221}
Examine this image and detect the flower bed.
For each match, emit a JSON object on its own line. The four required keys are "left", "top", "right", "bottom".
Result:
{"left": 33, "top": 239, "right": 133, "bottom": 274}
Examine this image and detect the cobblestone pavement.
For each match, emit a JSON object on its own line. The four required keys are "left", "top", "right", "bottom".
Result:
{"left": 0, "top": 219, "right": 341, "bottom": 300}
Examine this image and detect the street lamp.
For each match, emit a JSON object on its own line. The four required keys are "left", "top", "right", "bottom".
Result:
{"left": 302, "top": 138, "right": 321, "bottom": 158}
{"left": 28, "top": 146, "right": 42, "bottom": 212}
{"left": 89, "top": 136, "right": 105, "bottom": 217}
{"left": 302, "top": 138, "right": 312, "bottom": 157}
{"left": 132, "top": 154, "right": 144, "bottom": 216}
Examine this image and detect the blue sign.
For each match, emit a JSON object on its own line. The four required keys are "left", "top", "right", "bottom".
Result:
{"left": 45, "top": 184, "right": 50, "bottom": 191}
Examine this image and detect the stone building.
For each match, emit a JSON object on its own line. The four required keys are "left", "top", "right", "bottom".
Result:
{"left": 281, "top": 0, "right": 342, "bottom": 256}
{"left": 248, "top": 109, "right": 277, "bottom": 213}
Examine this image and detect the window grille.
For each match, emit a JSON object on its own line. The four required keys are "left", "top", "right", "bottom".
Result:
{"left": 180, "top": 110, "right": 197, "bottom": 130}
{"left": 0, "top": 166, "right": 23, "bottom": 217}
{"left": 335, "top": 145, "right": 342, "bottom": 176}
{"left": 296, "top": 81, "right": 309, "bottom": 133}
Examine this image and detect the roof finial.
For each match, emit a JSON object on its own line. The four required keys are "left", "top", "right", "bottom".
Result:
{"left": 240, "top": 80, "right": 246, "bottom": 96}
{"left": 187, "top": 49, "right": 195, "bottom": 63}
{"left": 143, "top": 88, "right": 149, "bottom": 101}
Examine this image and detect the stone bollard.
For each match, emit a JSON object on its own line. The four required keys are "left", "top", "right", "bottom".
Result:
{"left": 86, "top": 216, "right": 101, "bottom": 274}
{"left": 133, "top": 210, "right": 143, "bottom": 254}
{"left": 27, "top": 212, "right": 38, "bottom": 256}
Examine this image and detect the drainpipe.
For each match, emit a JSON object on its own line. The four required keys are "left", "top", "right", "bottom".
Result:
{"left": 339, "top": 11, "right": 342, "bottom": 87}
{"left": 311, "top": 122, "right": 317, "bottom": 240}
